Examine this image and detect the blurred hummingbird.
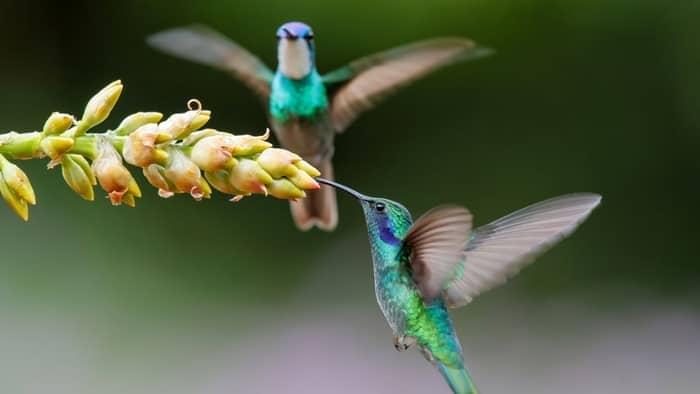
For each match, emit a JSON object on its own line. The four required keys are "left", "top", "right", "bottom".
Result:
{"left": 147, "top": 22, "right": 491, "bottom": 231}
{"left": 317, "top": 178, "right": 601, "bottom": 393}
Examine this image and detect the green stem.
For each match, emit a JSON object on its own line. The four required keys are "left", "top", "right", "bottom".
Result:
{"left": 70, "top": 134, "right": 126, "bottom": 160}
{"left": 0, "top": 132, "right": 43, "bottom": 160}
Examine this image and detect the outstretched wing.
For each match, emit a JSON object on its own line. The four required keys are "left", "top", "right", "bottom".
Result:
{"left": 325, "top": 38, "right": 492, "bottom": 132}
{"left": 444, "top": 194, "right": 602, "bottom": 308}
{"left": 147, "top": 25, "right": 274, "bottom": 100}
{"left": 402, "top": 206, "right": 473, "bottom": 301}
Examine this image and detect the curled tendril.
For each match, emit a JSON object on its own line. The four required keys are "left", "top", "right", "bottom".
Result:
{"left": 187, "top": 98, "right": 203, "bottom": 111}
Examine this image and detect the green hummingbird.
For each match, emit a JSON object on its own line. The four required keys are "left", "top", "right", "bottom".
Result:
{"left": 317, "top": 178, "right": 601, "bottom": 393}
{"left": 147, "top": 22, "right": 491, "bottom": 231}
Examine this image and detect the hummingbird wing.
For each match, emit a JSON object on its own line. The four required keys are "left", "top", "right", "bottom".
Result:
{"left": 402, "top": 206, "right": 473, "bottom": 301}
{"left": 147, "top": 25, "right": 274, "bottom": 100}
{"left": 443, "top": 194, "right": 602, "bottom": 308}
{"left": 324, "top": 38, "right": 492, "bottom": 132}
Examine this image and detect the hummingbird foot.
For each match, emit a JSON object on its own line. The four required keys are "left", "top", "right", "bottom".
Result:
{"left": 393, "top": 335, "right": 415, "bottom": 352}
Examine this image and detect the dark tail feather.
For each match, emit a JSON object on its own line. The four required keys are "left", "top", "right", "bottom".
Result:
{"left": 289, "top": 158, "right": 338, "bottom": 231}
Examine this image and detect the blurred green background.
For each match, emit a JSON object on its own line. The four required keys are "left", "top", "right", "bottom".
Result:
{"left": 0, "top": 0, "right": 698, "bottom": 393}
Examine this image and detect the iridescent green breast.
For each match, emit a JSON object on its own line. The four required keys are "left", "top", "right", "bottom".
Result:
{"left": 269, "top": 70, "right": 328, "bottom": 122}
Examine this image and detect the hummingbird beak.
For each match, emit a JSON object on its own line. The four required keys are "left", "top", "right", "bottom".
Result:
{"left": 317, "top": 178, "right": 367, "bottom": 201}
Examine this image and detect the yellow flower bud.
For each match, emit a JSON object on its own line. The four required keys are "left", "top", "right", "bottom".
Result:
{"left": 295, "top": 160, "right": 321, "bottom": 177}
{"left": 122, "top": 192, "right": 136, "bottom": 207}
{"left": 122, "top": 124, "right": 169, "bottom": 167}
{"left": 42, "top": 112, "right": 75, "bottom": 136}
{"left": 40, "top": 136, "right": 74, "bottom": 161}
{"left": 61, "top": 154, "right": 95, "bottom": 201}
{"left": 114, "top": 112, "right": 163, "bottom": 136}
{"left": 267, "top": 178, "right": 306, "bottom": 200}
{"left": 288, "top": 170, "right": 320, "bottom": 191}
{"left": 190, "top": 135, "right": 238, "bottom": 172}
{"left": 229, "top": 158, "right": 273, "bottom": 195}
{"left": 0, "top": 174, "right": 29, "bottom": 221}
{"left": 256, "top": 148, "right": 301, "bottom": 178}
{"left": 158, "top": 109, "right": 211, "bottom": 140}
{"left": 0, "top": 161, "right": 35, "bottom": 205}
{"left": 228, "top": 130, "right": 272, "bottom": 156}
{"left": 143, "top": 164, "right": 175, "bottom": 198}
{"left": 204, "top": 170, "right": 245, "bottom": 196}
{"left": 79, "top": 80, "right": 123, "bottom": 133}
{"left": 164, "top": 148, "right": 206, "bottom": 200}
{"left": 182, "top": 129, "right": 219, "bottom": 146}
{"left": 91, "top": 137, "right": 135, "bottom": 206}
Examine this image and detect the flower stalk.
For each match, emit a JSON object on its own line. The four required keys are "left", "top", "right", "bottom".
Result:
{"left": 0, "top": 80, "right": 321, "bottom": 220}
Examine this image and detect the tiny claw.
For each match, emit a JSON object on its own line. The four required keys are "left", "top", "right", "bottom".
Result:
{"left": 229, "top": 195, "right": 244, "bottom": 202}
{"left": 259, "top": 128, "right": 270, "bottom": 140}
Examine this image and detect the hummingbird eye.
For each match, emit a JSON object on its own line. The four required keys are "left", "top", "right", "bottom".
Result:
{"left": 304, "top": 34, "right": 314, "bottom": 40}
{"left": 375, "top": 202, "right": 386, "bottom": 213}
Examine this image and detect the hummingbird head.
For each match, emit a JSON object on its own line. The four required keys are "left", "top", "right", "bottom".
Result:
{"left": 317, "top": 178, "right": 413, "bottom": 246}
{"left": 276, "top": 21, "right": 316, "bottom": 80}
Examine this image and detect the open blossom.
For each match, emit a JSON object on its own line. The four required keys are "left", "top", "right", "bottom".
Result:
{"left": 163, "top": 148, "right": 210, "bottom": 200}
{"left": 190, "top": 134, "right": 238, "bottom": 172}
{"left": 122, "top": 123, "right": 169, "bottom": 167}
{"left": 91, "top": 137, "right": 141, "bottom": 206}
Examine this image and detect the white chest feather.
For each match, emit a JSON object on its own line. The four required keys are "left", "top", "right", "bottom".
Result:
{"left": 278, "top": 39, "right": 312, "bottom": 79}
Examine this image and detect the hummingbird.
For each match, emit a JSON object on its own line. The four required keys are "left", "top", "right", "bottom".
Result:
{"left": 147, "top": 22, "right": 491, "bottom": 231}
{"left": 317, "top": 178, "right": 601, "bottom": 393}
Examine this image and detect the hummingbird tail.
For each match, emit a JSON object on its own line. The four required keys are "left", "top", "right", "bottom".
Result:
{"left": 436, "top": 361, "right": 479, "bottom": 394}
{"left": 289, "top": 158, "right": 338, "bottom": 231}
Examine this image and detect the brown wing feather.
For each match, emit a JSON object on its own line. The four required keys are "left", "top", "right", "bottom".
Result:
{"left": 147, "top": 25, "right": 273, "bottom": 100}
{"left": 328, "top": 38, "right": 490, "bottom": 132}
{"left": 403, "top": 206, "right": 472, "bottom": 301}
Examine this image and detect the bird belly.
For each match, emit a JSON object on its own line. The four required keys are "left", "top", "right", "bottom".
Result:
{"left": 270, "top": 116, "right": 334, "bottom": 166}
{"left": 375, "top": 271, "right": 415, "bottom": 336}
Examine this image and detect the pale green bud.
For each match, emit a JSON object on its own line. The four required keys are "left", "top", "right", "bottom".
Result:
{"left": 79, "top": 80, "right": 123, "bottom": 133}
{"left": 122, "top": 192, "right": 136, "bottom": 208}
{"left": 288, "top": 170, "right": 320, "bottom": 191}
{"left": 42, "top": 112, "right": 75, "bottom": 136}
{"left": 61, "top": 154, "right": 95, "bottom": 201}
{"left": 204, "top": 170, "right": 245, "bottom": 196}
{"left": 182, "top": 129, "right": 219, "bottom": 146}
{"left": 40, "top": 136, "right": 74, "bottom": 161}
{"left": 0, "top": 158, "right": 36, "bottom": 205}
{"left": 256, "top": 148, "right": 301, "bottom": 178}
{"left": 158, "top": 109, "right": 211, "bottom": 140}
{"left": 229, "top": 158, "right": 273, "bottom": 195}
{"left": 295, "top": 160, "right": 321, "bottom": 178}
{"left": 114, "top": 112, "right": 163, "bottom": 136}
{"left": 190, "top": 135, "right": 238, "bottom": 172}
{"left": 0, "top": 174, "right": 29, "bottom": 221}
{"left": 228, "top": 129, "right": 272, "bottom": 156}
{"left": 267, "top": 178, "right": 306, "bottom": 200}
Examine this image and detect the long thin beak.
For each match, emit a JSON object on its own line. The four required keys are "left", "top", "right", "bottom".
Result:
{"left": 317, "top": 178, "right": 367, "bottom": 201}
